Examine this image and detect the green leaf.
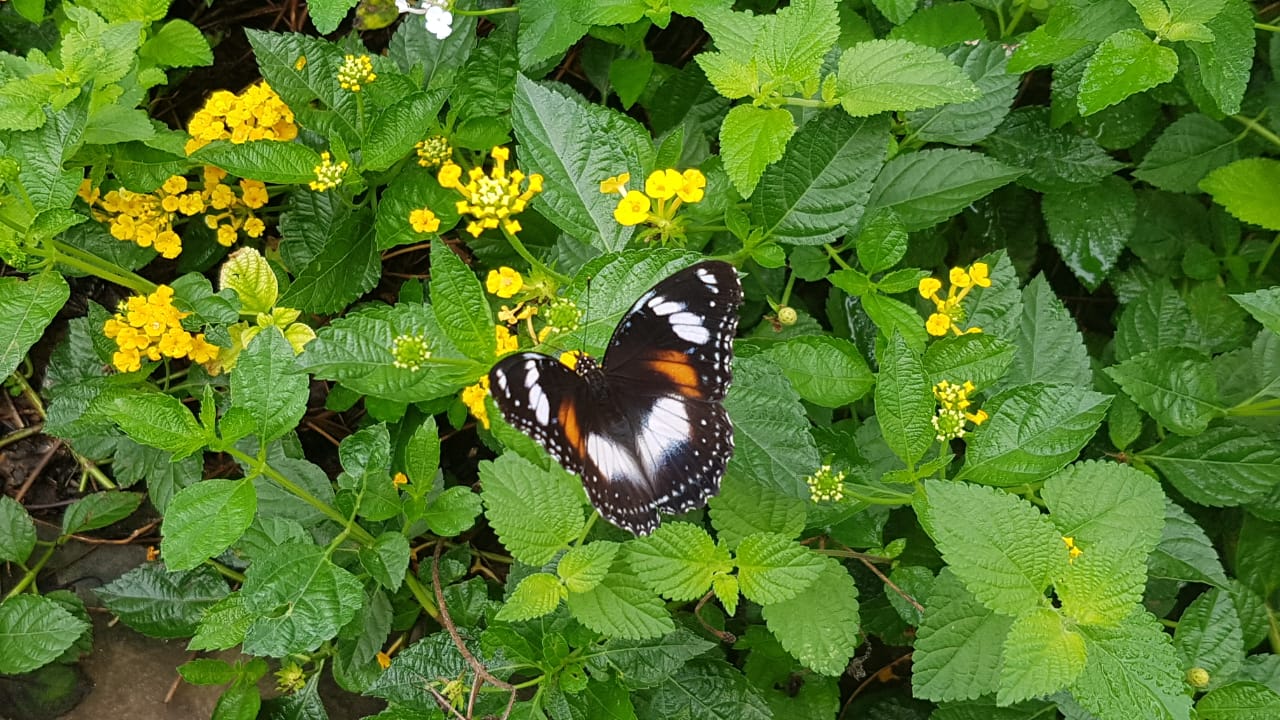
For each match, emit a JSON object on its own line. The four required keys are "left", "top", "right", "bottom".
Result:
{"left": 518, "top": 0, "right": 589, "bottom": 70}
{"left": 722, "top": 354, "right": 819, "bottom": 499}
{"left": 1042, "top": 460, "right": 1165, "bottom": 555}
{"left": 837, "top": 39, "right": 980, "bottom": 117}
{"left": 430, "top": 241, "right": 494, "bottom": 362}
{"left": 1042, "top": 175, "right": 1135, "bottom": 290}
{"left": 0, "top": 595, "right": 90, "bottom": 675}
{"left": 1231, "top": 288, "right": 1280, "bottom": 335}
{"left": 480, "top": 452, "right": 584, "bottom": 565}
{"left": 984, "top": 107, "right": 1124, "bottom": 193}
{"left": 230, "top": 328, "right": 309, "bottom": 446}
{"left": 762, "top": 335, "right": 875, "bottom": 408}
{"left": 1070, "top": 610, "right": 1194, "bottom": 720}
{"left": 874, "top": 333, "right": 933, "bottom": 467}
{"left": 643, "top": 659, "right": 771, "bottom": 720}
{"left": 757, "top": 0, "right": 840, "bottom": 81}
{"left": 1197, "top": 682, "right": 1280, "bottom": 720}
{"left": 1106, "top": 348, "right": 1222, "bottom": 435}
{"left": 218, "top": 247, "right": 278, "bottom": 315}
{"left": 160, "top": 479, "right": 256, "bottom": 570}
{"left": 362, "top": 90, "right": 446, "bottom": 172}
{"left": 1140, "top": 425, "right": 1280, "bottom": 507}
{"left": 337, "top": 423, "right": 399, "bottom": 522}
{"left": 760, "top": 557, "right": 860, "bottom": 676}
{"left": 375, "top": 166, "right": 460, "bottom": 250}
{"left": 957, "top": 383, "right": 1111, "bottom": 487}
{"left": 496, "top": 573, "right": 564, "bottom": 622}
{"left": 423, "top": 486, "right": 482, "bottom": 537}
{"left": 359, "top": 532, "right": 411, "bottom": 592}
{"left": 750, "top": 111, "right": 889, "bottom": 245}
{"left": 97, "top": 563, "right": 229, "bottom": 638}
{"left": 583, "top": 628, "right": 715, "bottom": 690}
{"left": 1148, "top": 499, "right": 1229, "bottom": 586}
{"left": 862, "top": 292, "right": 930, "bottom": 350}
{"left": 241, "top": 542, "right": 363, "bottom": 656}
{"left": 707, "top": 473, "right": 807, "bottom": 549}
{"left": 999, "top": 275, "right": 1092, "bottom": 389}
{"left": 0, "top": 272, "right": 70, "bottom": 381}
{"left": 190, "top": 140, "right": 322, "bottom": 185}
{"left": 855, "top": 209, "right": 908, "bottom": 273}
{"left": 278, "top": 214, "right": 381, "bottom": 314}
{"left": 1184, "top": 0, "right": 1253, "bottom": 116}
{"left": 998, "top": 607, "right": 1086, "bottom": 704}
{"left": 1200, "top": 159, "right": 1280, "bottom": 231}
{"left": 1055, "top": 538, "right": 1149, "bottom": 626}
{"left": 1114, "top": 280, "right": 1201, "bottom": 361}
{"left": 0, "top": 496, "right": 36, "bottom": 564}
{"left": 189, "top": 593, "right": 253, "bottom": 651}
{"left": 60, "top": 491, "right": 143, "bottom": 535}
{"left": 558, "top": 541, "right": 619, "bottom": 594}
{"left": 140, "top": 19, "right": 213, "bottom": 68}
{"left": 567, "top": 568, "right": 674, "bottom": 640}
{"left": 720, "top": 104, "right": 796, "bottom": 198}
{"left": 368, "top": 632, "right": 474, "bottom": 712}
{"left": 179, "top": 657, "right": 238, "bottom": 685}
{"left": 912, "top": 570, "right": 1013, "bottom": 702}
{"left": 735, "top": 532, "right": 826, "bottom": 605}
{"left": 1078, "top": 30, "right": 1178, "bottom": 116}
{"left": 924, "top": 333, "right": 1016, "bottom": 394}
{"left": 866, "top": 148, "right": 1023, "bottom": 231}
{"left": 105, "top": 392, "right": 209, "bottom": 459}
{"left": 404, "top": 417, "right": 440, "bottom": 491}
{"left": 888, "top": 3, "right": 985, "bottom": 47}
{"left": 1175, "top": 588, "right": 1244, "bottom": 685}
{"left": 511, "top": 75, "right": 650, "bottom": 251}
{"left": 627, "top": 522, "right": 731, "bottom": 601}
{"left": 905, "top": 41, "right": 1022, "bottom": 146}
{"left": 923, "top": 479, "right": 1066, "bottom": 616}
{"left": 305, "top": 0, "right": 357, "bottom": 33}
{"left": 1134, "top": 114, "right": 1239, "bottom": 193}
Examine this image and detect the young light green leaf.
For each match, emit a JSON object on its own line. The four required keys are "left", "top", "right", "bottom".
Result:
{"left": 837, "top": 39, "right": 980, "bottom": 117}
{"left": 161, "top": 479, "right": 256, "bottom": 570}
{"left": 888, "top": 3, "right": 985, "bottom": 47}
{"left": 105, "top": 392, "right": 209, "bottom": 459}
{"left": 306, "top": 0, "right": 357, "bottom": 33}
{"left": 1140, "top": 425, "right": 1280, "bottom": 507}
{"left": 480, "top": 452, "right": 585, "bottom": 565}
{"left": 755, "top": 0, "right": 840, "bottom": 82}
{"left": 1042, "top": 460, "right": 1166, "bottom": 555}
{"left": 1200, "top": 159, "right": 1280, "bottom": 231}
{"left": 1175, "top": 588, "right": 1244, "bottom": 686}
{"left": 1069, "top": 610, "right": 1194, "bottom": 720}
{"left": 923, "top": 479, "right": 1066, "bottom": 616}
{"left": 429, "top": 241, "right": 494, "bottom": 362}
{"left": 423, "top": 486, "right": 482, "bottom": 537}
{"left": 957, "top": 383, "right": 1111, "bottom": 487}
{"left": 218, "top": 247, "right": 278, "bottom": 315}
{"left": 359, "top": 532, "right": 411, "bottom": 592}
{"left": 1148, "top": 499, "right": 1229, "bottom": 586}
{"left": 734, "top": 532, "right": 826, "bottom": 605}
{"left": 1078, "top": 30, "right": 1178, "bottom": 116}
{"left": 762, "top": 335, "right": 875, "bottom": 408}
{"left": 707, "top": 473, "right": 807, "bottom": 549}
{"left": 1196, "top": 681, "right": 1280, "bottom": 720}
{"left": 719, "top": 104, "right": 796, "bottom": 198}
{"left": 0, "top": 594, "right": 90, "bottom": 675}
{"left": 0, "top": 496, "right": 36, "bottom": 564}
{"left": 627, "top": 522, "right": 731, "bottom": 601}
{"left": 97, "top": 564, "right": 229, "bottom": 638}
{"left": 1134, "top": 114, "right": 1239, "bottom": 193}
{"left": 496, "top": 573, "right": 564, "bottom": 622}
{"left": 749, "top": 111, "right": 889, "bottom": 245}
{"left": 1042, "top": 175, "right": 1135, "bottom": 290}
{"left": 1055, "top": 539, "right": 1149, "bottom": 627}
{"left": 241, "top": 542, "right": 364, "bottom": 656}
{"left": 139, "top": 19, "right": 212, "bottom": 68}
{"left": 866, "top": 148, "right": 1023, "bottom": 231}
{"left": 905, "top": 41, "right": 1021, "bottom": 146}
{"left": 230, "top": 328, "right": 309, "bottom": 446}
{"left": 558, "top": 541, "right": 619, "bottom": 594}
{"left": 760, "top": 558, "right": 860, "bottom": 676}
{"left": 567, "top": 569, "right": 674, "bottom": 640}
{"left": 1230, "top": 287, "right": 1280, "bottom": 336}
{"left": 912, "top": 570, "right": 1013, "bottom": 702}
{"left": 722, "top": 355, "right": 819, "bottom": 499}
{"left": 0, "top": 272, "right": 69, "bottom": 381}
{"left": 1106, "top": 348, "right": 1223, "bottom": 436}
{"left": 874, "top": 333, "right": 934, "bottom": 467}
{"left": 998, "top": 608, "right": 1086, "bottom": 704}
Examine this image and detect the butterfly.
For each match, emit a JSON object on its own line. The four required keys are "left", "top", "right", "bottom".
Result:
{"left": 488, "top": 260, "right": 743, "bottom": 535}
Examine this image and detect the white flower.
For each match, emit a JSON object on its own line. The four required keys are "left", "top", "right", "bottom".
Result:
{"left": 394, "top": 0, "right": 412, "bottom": 11}
{"left": 424, "top": 5, "right": 453, "bottom": 39}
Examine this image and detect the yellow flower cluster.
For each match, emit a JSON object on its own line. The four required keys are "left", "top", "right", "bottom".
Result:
{"left": 79, "top": 169, "right": 268, "bottom": 257}
{"left": 185, "top": 81, "right": 298, "bottom": 155}
{"left": 601, "top": 168, "right": 706, "bottom": 243}
{"left": 311, "top": 151, "right": 347, "bottom": 192}
{"left": 438, "top": 146, "right": 543, "bottom": 237}
{"left": 919, "top": 262, "right": 991, "bottom": 337}
{"left": 931, "top": 380, "right": 988, "bottom": 441}
{"left": 415, "top": 135, "right": 451, "bottom": 168}
{"left": 461, "top": 375, "right": 490, "bottom": 429}
{"left": 337, "top": 54, "right": 377, "bottom": 92}
{"left": 103, "top": 285, "right": 220, "bottom": 373}
{"left": 485, "top": 266, "right": 523, "bottom": 298}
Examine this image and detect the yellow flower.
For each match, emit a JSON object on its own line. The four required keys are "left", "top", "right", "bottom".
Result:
{"left": 337, "top": 54, "right": 377, "bottom": 92}
{"left": 931, "top": 379, "right": 987, "bottom": 441}
{"left": 969, "top": 262, "right": 991, "bottom": 287}
{"left": 162, "top": 176, "right": 188, "bottom": 195}
{"left": 294, "top": 55, "right": 307, "bottom": 71}
{"left": 926, "top": 313, "right": 953, "bottom": 337}
{"left": 613, "top": 190, "right": 650, "bottom": 226}
{"left": 600, "top": 173, "right": 630, "bottom": 194}
{"left": 1063, "top": 536, "right": 1083, "bottom": 563}
{"left": 918, "top": 277, "right": 942, "bottom": 299}
{"left": 919, "top": 263, "right": 990, "bottom": 337}
{"left": 495, "top": 325, "right": 519, "bottom": 355}
{"left": 436, "top": 147, "right": 542, "bottom": 237}
{"left": 644, "top": 168, "right": 683, "bottom": 200}
{"left": 189, "top": 334, "right": 221, "bottom": 365}
{"left": 185, "top": 81, "right": 296, "bottom": 154}
{"left": 239, "top": 180, "right": 269, "bottom": 209}
{"left": 392, "top": 472, "right": 408, "bottom": 486}
{"left": 461, "top": 376, "right": 491, "bottom": 429}
{"left": 216, "top": 224, "right": 238, "bottom": 247}
{"left": 486, "top": 267, "right": 523, "bottom": 298}
{"left": 415, "top": 136, "right": 452, "bottom": 169}
{"left": 310, "top": 151, "right": 348, "bottom": 192}
{"left": 244, "top": 217, "right": 266, "bottom": 238}
{"left": 410, "top": 208, "right": 441, "bottom": 234}
{"left": 497, "top": 302, "right": 536, "bottom": 325}
{"left": 677, "top": 169, "right": 706, "bottom": 203}
{"left": 113, "top": 348, "right": 142, "bottom": 372}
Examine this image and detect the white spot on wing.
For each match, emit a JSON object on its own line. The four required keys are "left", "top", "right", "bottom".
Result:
{"left": 586, "top": 434, "right": 645, "bottom": 486}
{"left": 669, "top": 311, "right": 710, "bottom": 344}
{"left": 635, "top": 397, "right": 689, "bottom": 478}
{"left": 652, "top": 300, "right": 684, "bottom": 316}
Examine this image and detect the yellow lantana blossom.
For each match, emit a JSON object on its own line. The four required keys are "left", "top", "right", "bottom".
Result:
{"left": 410, "top": 208, "right": 441, "bottom": 234}
{"left": 599, "top": 167, "right": 707, "bottom": 242}
{"left": 919, "top": 262, "right": 991, "bottom": 337}
{"left": 337, "top": 54, "right": 377, "bottom": 92}
{"left": 310, "top": 152, "right": 347, "bottom": 192}
{"left": 461, "top": 376, "right": 491, "bottom": 429}
{"left": 495, "top": 325, "right": 519, "bottom": 355}
{"left": 185, "top": 81, "right": 297, "bottom": 155}
{"left": 486, "top": 266, "right": 523, "bottom": 298}
{"left": 103, "top": 285, "right": 220, "bottom": 373}
{"left": 437, "top": 146, "right": 543, "bottom": 237}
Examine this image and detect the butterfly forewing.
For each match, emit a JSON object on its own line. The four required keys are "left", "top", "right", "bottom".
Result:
{"left": 487, "top": 261, "right": 743, "bottom": 535}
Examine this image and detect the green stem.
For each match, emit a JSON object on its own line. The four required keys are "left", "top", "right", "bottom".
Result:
{"left": 823, "top": 243, "right": 855, "bottom": 271}
{"left": 206, "top": 559, "right": 246, "bottom": 583}
{"left": 1257, "top": 22, "right": 1280, "bottom": 32}
{"left": 4, "top": 542, "right": 59, "bottom": 600}
{"left": 8, "top": 373, "right": 116, "bottom": 489}
{"left": 405, "top": 575, "right": 441, "bottom": 621}
{"left": 1004, "top": 0, "right": 1030, "bottom": 37}
{"left": 226, "top": 447, "right": 375, "bottom": 545}
{"left": 574, "top": 511, "right": 598, "bottom": 546}
{"left": 44, "top": 239, "right": 154, "bottom": 293}
{"left": 781, "top": 96, "right": 839, "bottom": 109}
{"left": 1228, "top": 397, "right": 1280, "bottom": 416}
{"left": 0, "top": 424, "right": 45, "bottom": 449}
{"left": 780, "top": 271, "right": 797, "bottom": 307}
{"left": 501, "top": 225, "right": 569, "bottom": 284}
{"left": 1254, "top": 232, "right": 1280, "bottom": 280}
{"left": 1229, "top": 113, "right": 1280, "bottom": 150}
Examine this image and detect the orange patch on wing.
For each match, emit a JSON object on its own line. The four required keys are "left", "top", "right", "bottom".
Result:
{"left": 559, "top": 400, "right": 583, "bottom": 455}
{"left": 646, "top": 349, "right": 700, "bottom": 397}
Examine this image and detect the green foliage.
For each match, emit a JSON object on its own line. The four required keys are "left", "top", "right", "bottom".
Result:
{"left": 1, "top": 0, "right": 1277, "bottom": 716}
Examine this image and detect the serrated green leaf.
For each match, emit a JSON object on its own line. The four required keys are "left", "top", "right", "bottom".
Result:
{"left": 1140, "top": 425, "right": 1280, "bottom": 507}
{"left": 912, "top": 570, "right": 1013, "bottom": 702}
{"left": 762, "top": 335, "right": 875, "bottom": 408}
{"left": 518, "top": 0, "right": 589, "bottom": 70}
{"left": 0, "top": 272, "right": 69, "bottom": 381}
{"left": 998, "top": 275, "right": 1091, "bottom": 389}
{"left": 0, "top": 595, "right": 90, "bottom": 675}
{"left": 1070, "top": 609, "right": 1194, "bottom": 720}
{"left": 695, "top": 52, "right": 757, "bottom": 100}
{"left": 368, "top": 632, "right": 476, "bottom": 712}
{"left": 140, "top": 19, "right": 213, "bottom": 68}
{"left": 1148, "top": 499, "right": 1229, "bottom": 586}
{"left": 1184, "top": 0, "right": 1252, "bottom": 116}
{"left": 0, "top": 496, "right": 36, "bottom": 564}
{"left": 1056, "top": 538, "right": 1149, "bottom": 626}
{"left": 278, "top": 214, "right": 380, "bottom": 314}
{"left": 707, "top": 473, "right": 807, "bottom": 549}
{"left": 905, "top": 41, "right": 1021, "bottom": 146}
{"left": 866, "top": 148, "right": 1023, "bottom": 231}
{"left": 923, "top": 480, "right": 1066, "bottom": 616}
{"left": 874, "top": 333, "right": 933, "bottom": 467}
{"left": 1200, "top": 159, "right": 1280, "bottom": 231}
{"left": 713, "top": 573, "right": 739, "bottom": 616}
{"left": 61, "top": 491, "right": 143, "bottom": 535}
{"left": 375, "top": 166, "right": 461, "bottom": 250}
{"left": 760, "top": 557, "right": 860, "bottom": 676}
{"left": 924, "top": 332, "right": 1015, "bottom": 393}
{"left": 1175, "top": 588, "right": 1244, "bottom": 687}
{"left": 643, "top": 659, "right": 772, "bottom": 720}
{"left": 584, "top": 628, "right": 715, "bottom": 690}
{"left": 179, "top": 657, "right": 238, "bottom": 685}
{"left": 957, "top": 383, "right": 1111, "bottom": 487}
{"left": 219, "top": 247, "right": 278, "bottom": 315}
{"left": 430, "top": 241, "right": 494, "bottom": 362}
{"left": 863, "top": 292, "right": 930, "bottom": 351}
{"left": 1230, "top": 288, "right": 1280, "bottom": 336}
{"left": 190, "top": 140, "right": 322, "bottom": 185}
{"left": 756, "top": 0, "right": 839, "bottom": 82}
{"left": 558, "top": 541, "right": 619, "bottom": 594}
{"left": 97, "top": 563, "right": 229, "bottom": 638}
{"left": 189, "top": 593, "right": 253, "bottom": 651}
{"left": 230, "top": 328, "right": 309, "bottom": 446}
{"left": 750, "top": 111, "right": 889, "bottom": 245}
{"left": 567, "top": 568, "right": 674, "bottom": 640}
{"left": 720, "top": 104, "right": 795, "bottom": 198}
{"left": 337, "top": 423, "right": 399, "bottom": 522}
{"left": 241, "top": 542, "right": 363, "bottom": 656}
{"left": 888, "top": 3, "right": 985, "bottom": 47}
{"left": 496, "top": 573, "right": 564, "bottom": 622}
{"left": 161, "top": 479, "right": 256, "bottom": 571}
{"left": 1042, "top": 460, "right": 1165, "bottom": 555}
{"left": 404, "top": 416, "right": 440, "bottom": 493}
{"left": 423, "top": 486, "right": 482, "bottom": 537}
{"left": 722, "top": 354, "right": 819, "bottom": 499}
{"left": 1106, "top": 348, "right": 1223, "bottom": 436}
{"left": 1078, "top": 30, "right": 1178, "bottom": 116}
{"left": 480, "top": 453, "right": 584, "bottom": 565}
{"left": 304, "top": 0, "right": 357, "bottom": 32}
{"left": 359, "top": 532, "right": 411, "bottom": 592}
{"left": 1197, "top": 681, "right": 1280, "bottom": 719}
{"left": 999, "top": 607, "right": 1086, "bottom": 704}
{"left": 105, "top": 392, "right": 209, "bottom": 459}
{"left": 985, "top": 107, "right": 1123, "bottom": 193}
{"left": 856, "top": 208, "right": 908, "bottom": 273}
{"left": 837, "top": 39, "right": 980, "bottom": 117}
{"left": 627, "top": 522, "right": 730, "bottom": 601}
{"left": 735, "top": 532, "right": 826, "bottom": 605}
{"left": 1042, "top": 175, "right": 1135, "bottom": 290}
{"left": 1114, "top": 280, "right": 1202, "bottom": 361}
{"left": 1134, "top": 114, "right": 1239, "bottom": 193}
{"left": 362, "top": 91, "right": 446, "bottom": 172}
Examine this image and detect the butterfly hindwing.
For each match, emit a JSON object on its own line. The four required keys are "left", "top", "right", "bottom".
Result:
{"left": 488, "top": 353, "right": 591, "bottom": 478}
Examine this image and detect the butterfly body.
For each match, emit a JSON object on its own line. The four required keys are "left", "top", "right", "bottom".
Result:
{"left": 488, "top": 261, "right": 743, "bottom": 535}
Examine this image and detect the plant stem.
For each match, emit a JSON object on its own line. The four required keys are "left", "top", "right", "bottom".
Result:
{"left": 40, "top": 239, "right": 155, "bottom": 294}
{"left": 4, "top": 542, "right": 59, "bottom": 600}
{"left": 226, "top": 447, "right": 374, "bottom": 545}
{"left": 1230, "top": 113, "right": 1280, "bottom": 149}
{"left": 501, "top": 226, "right": 569, "bottom": 284}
